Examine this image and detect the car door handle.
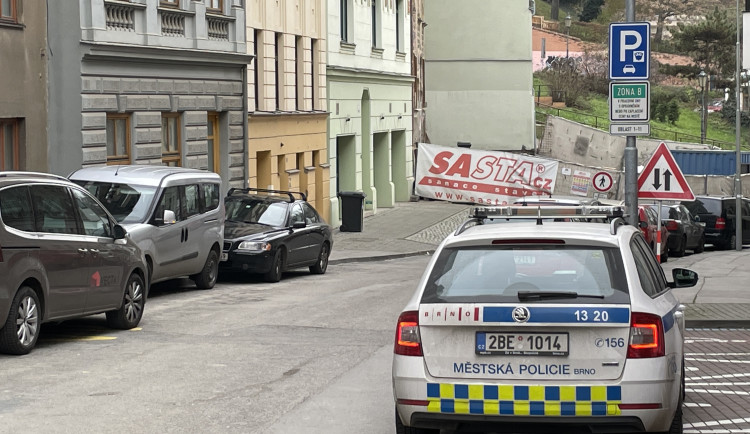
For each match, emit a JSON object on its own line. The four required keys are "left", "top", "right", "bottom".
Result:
{"left": 78, "top": 248, "right": 88, "bottom": 254}
{"left": 184, "top": 228, "right": 188, "bottom": 242}
{"left": 89, "top": 249, "right": 100, "bottom": 254}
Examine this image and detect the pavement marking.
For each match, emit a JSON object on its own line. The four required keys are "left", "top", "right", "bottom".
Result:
{"left": 687, "top": 353, "right": 750, "bottom": 356}
{"left": 688, "top": 382, "right": 750, "bottom": 386}
{"left": 689, "top": 373, "right": 750, "bottom": 381}
{"left": 686, "top": 338, "right": 748, "bottom": 344}
{"left": 686, "top": 388, "right": 750, "bottom": 396}
{"left": 686, "top": 430, "right": 750, "bottom": 433}
{"left": 685, "top": 402, "right": 713, "bottom": 407}
{"left": 686, "top": 357, "right": 750, "bottom": 364}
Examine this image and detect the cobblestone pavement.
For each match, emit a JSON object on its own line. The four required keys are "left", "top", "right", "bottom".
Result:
{"left": 684, "top": 328, "right": 750, "bottom": 432}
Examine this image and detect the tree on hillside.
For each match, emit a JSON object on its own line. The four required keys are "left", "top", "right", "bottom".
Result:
{"left": 671, "top": 7, "right": 736, "bottom": 79}
{"left": 579, "top": 0, "right": 604, "bottom": 22}
{"left": 637, "top": 0, "right": 736, "bottom": 49}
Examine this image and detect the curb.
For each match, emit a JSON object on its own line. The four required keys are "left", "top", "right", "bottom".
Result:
{"left": 329, "top": 250, "right": 434, "bottom": 265}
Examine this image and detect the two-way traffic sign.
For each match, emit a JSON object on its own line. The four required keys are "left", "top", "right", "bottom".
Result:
{"left": 609, "top": 22, "right": 650, "bottom": 80}
{"left": 637, "top": 142, "right": 695, "bottom": 201}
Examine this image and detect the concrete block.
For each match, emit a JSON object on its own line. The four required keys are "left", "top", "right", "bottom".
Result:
{"left": 82, "top": 146, "right": 107, "bottom": 164}
{"left": 121, "top": 78, "right": 141, "bottom": 93}
{"left": 102, "top": 77, "right": 120, "bottom": 93}
{"left": 197, "top": 95, "right": 217, "bottom": 110}
{"left": 140, "top": 79, "right": 158, "bottom": 93}
{"left": 82, "top": 130, "right": 107, "bottom": 147}
{"left": 176, "top": 96, "right": 199, "bottom": 110}
{"left": 204, "top": 81, "right": 220, "bottom": 94}
{"left": 229, "top": 166, "right": 245, "bottom": 179}
{"left": 158, "top": 79, "right": 175, "bottom": 93}
{"left": 82, "top": 77, "right": 103, "bottom": 93}
{"left": 229, "top": 124, "right": 243, "bottom": 140}
{"left": 134, "top": 142, "right": 162, "bottom": 159}
{"left": 219, "top": 81, "right": 236, "bottom": 95}
{"left": 149, "top": 95, "right": 172, "bottom": 111}
{"left": 218, "top": 96, "right": 243, "bottom": 110}
{"left": 184, "top": 111, "right": 208, "bottom": 126}
{"left": 230, "top": 140, "right": 246, "bottom": 155}
{"left": 190, "top": 80, "right": 206, "bottom": 94}
{"left": 184, "top": 155, "right": 207, "bottom": 170}
{"left": 174, "top": 80, "right": 191, "bottom": 93}
{"left": 133, "top": 111, "right": 162, "bottom": 128}
{"left": 134, "top": 127, "right": 161, "bottom": 144}
{"left": 229, "top": 153, "right": 244, "bottom": 167}
{"left": 82, "top": 95, "right": 119, "bottom": 112}
{"left": 229, "top": 111, "right": 245, "bottom": 125}
{"left": 81, "top": 112, "right": 106, "bottom": 130}
{"left": 184, "top": 125, "right": 205, "bottom": 141}
{"left": 185, "top": 139, "right": 207, "bottom": 155}
{"left": 125, "top": 95, "right": 150, "bottom": 111}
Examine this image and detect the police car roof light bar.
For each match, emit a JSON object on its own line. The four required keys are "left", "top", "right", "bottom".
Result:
{"left": 471, "top": 205, "right": 625, "bottom": 220}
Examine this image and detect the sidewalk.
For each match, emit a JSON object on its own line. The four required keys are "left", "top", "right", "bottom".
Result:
{"left": 329, "top": 200, "right": 750, "bottom": 327}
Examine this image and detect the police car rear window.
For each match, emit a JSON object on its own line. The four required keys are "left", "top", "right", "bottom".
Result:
{"left": 421, "top": 245, "right": 629, "bottom": 304}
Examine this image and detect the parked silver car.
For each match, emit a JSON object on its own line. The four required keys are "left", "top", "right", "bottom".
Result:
{"left": 69, "top": 166, "right": 224, "bottom": 289}
{"left": 0, "top": 172, "right": 148, "bottom": 355}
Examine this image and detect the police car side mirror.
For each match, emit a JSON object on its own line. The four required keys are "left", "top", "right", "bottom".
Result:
{"left": 669, "top": 268, "right": 698, "bottom": 289}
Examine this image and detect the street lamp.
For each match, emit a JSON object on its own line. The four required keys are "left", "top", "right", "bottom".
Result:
{"left": 698, "top": 69, "right": 707, "bottom": 144}
{"left": 564, "top": 14, "right": 572, "bottom": 58}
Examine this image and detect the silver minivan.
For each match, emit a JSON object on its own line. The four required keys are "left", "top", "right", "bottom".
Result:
{"left": 69, "top": 166, "right": 224, "bottom": 289}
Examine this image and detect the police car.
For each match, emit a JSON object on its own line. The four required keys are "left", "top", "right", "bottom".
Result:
{"left": 392, "top": 205, "right": 697, "bottom": 434}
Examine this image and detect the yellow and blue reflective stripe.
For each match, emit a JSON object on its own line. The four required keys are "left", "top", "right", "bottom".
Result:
{"left": 426, "top": 384, "right": 621, "bottom": 416}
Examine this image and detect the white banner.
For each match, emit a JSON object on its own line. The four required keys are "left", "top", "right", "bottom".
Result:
{"left": 415, "top": 143, "right": 559, "bottom": 205}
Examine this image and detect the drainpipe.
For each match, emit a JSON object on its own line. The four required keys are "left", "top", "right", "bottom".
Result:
{"left": 243, "top": 62, "right": 249, "bottom": 189}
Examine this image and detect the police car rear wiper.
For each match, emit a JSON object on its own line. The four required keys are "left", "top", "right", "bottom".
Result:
{"left": 517, "top": 291, "right": 605, "bottom": 300}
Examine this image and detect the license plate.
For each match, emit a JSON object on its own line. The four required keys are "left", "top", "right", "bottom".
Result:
{"left": 220, "top": 252, "right": 228, "bottom": 262}
{"left": 476, "top": 332, "right": 569, "bottom": 356}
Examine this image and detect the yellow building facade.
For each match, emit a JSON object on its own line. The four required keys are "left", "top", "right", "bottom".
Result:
{"left": 246, "top": 0, "right": 330, "bottom": 222}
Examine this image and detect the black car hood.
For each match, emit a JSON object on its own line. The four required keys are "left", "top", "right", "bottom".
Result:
{"left": 224, "top": 221, "right": 286, "bottom": 240}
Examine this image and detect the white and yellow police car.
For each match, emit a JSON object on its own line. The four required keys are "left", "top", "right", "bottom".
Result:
{"left": 392, "top": 206, "right": 697, "bottom": 434}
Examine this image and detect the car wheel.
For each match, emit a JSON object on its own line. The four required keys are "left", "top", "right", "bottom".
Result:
{"left": 395, "top": 409, "right": 438, "bottom": 434}
{"left": 674, "top": 236, "right": 686, "bottom": 257}
{"left": 660, "top": 397, "right": 683, "bottom": 434}
{"left": 661, "top": 247, "right": 668, "bottom": 263}
{"left": 309, "top": 243, "right": 330, "bottom": 275}
{"left": 695, "top": 235, "right": 705, "bottom": 253}
{"left": 106, "top": 273, "right": 145, "bottom": 330}
{"left": 264, "top": 248, "right": 285, "bottom": 283}
{"left": 192, "top": 249, "right": 219, "bottom": 289}
{"left": 729, "top": 234, "right": 737, "bottom": 250}
{"left": 0, "top": 286, "right": 40, "bottom": 355}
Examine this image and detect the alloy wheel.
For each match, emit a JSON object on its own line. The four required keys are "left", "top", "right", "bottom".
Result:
{"left": 124, "top": 278, "right": 144, "bottom": 324}
{"left": 16, "top": 295, "right": 39, "bottom": 346}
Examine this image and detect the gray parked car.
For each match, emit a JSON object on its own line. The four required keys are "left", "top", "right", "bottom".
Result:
{"left": 69, "top": 166, "right": 224, "bottom": 289}
{"left": 0, "top": 172, "right": 148, "bottom": 355}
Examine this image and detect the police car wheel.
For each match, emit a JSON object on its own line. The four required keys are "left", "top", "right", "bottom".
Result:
{"left": 662, "top": 401, "right": 683, "bottom": 434}
{"left": 395, "top": 410, "right": 438, "bottom": 434}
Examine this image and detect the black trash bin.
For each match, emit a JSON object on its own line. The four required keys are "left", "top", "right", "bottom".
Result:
{"left": 338, "top": 191, "right": 365, "bottom": 232}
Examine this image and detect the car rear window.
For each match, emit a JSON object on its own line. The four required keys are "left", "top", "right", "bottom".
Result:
{"left": 421, "top": 245, "right": 629, "bottom": 304}
{"left": 683, "top": 198, "right": 723, "bottom": 217}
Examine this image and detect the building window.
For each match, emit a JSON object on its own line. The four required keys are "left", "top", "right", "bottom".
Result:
{"left": 371, "top": 0, "right": 380, "bottom": 48}
{"left": 340, "top": 0, "right": 349, "bottom": 42}
{"left": 161, "top": 113, "right": 181, "bottom": 166}
{"left": 395, "top": 0, "right": 404, "bottom": 52}
{"left": 160, "top": 0, "right": 179, "bottom": 7}
{"left": 295, "top": 36, "right": 303, "bottom": 111}
{"left": 106, "top": 114, "right": 130, "bottom": 165}
{"left": 0, "top": 119, "right": 19, "bottom": 170}
{"left": 254, "top": 29, "right": 262, "bottom": 111}
{"left": 0, "top": 0, "right": 17, "bottom": 23}
{"left": 206, "top": 0, "right": 222, "bottom": 12}
{"left": 311, "top": 38, "right": 319, "bottom": 110}
{"left": 207, "top": 112, "right": 220, "bottom": 173}
{"left": 275, "top": 32, "right": 283, "bottom": 111}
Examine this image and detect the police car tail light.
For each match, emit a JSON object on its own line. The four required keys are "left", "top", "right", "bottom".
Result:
{"left": 627, "top": 312, "right": 664, "bottom": 358}
{"left": 394, "top": 311, "right": 422, "bottom": 357}
{"left": 715, "top": 217, "right": 727, "bottom": 229}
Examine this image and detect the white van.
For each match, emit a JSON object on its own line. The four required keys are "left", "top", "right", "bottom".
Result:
{"left": 69, "top": 166, "right": 224, "bottom": 289}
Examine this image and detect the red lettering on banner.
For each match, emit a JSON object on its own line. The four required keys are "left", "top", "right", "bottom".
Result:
{"left": 493, "top": 158, "right": 517, "bottom": 183}
{"left": 506, "top": 161, "right": 533, "bottom": 184}
{"left": 429, "top": 151, "right": 453, "bottom": 174}
{"left": 444, "top": 154, "right": 471, "bottom": 177}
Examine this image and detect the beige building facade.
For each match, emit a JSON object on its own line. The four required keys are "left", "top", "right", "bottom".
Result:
{"left": 410, "top": 0, "right": 426, "bottom": 149}
{"left": 0, "top": 1, "right": 48, "bottom": 172}
{"left": 246, "top": 0, "right": 330, "bottom": 221}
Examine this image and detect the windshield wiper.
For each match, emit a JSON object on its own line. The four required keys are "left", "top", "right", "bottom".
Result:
{"left": 517, "top": 291, "right": 605, "bottom": 301}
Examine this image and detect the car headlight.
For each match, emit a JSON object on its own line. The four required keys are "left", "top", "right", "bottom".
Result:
{"left": 236, "top": 241, "right": 271, "bottom": 252}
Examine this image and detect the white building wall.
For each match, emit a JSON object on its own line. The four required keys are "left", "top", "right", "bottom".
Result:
{"left": 424, "top": 0, "right": 535, "bottom": 151}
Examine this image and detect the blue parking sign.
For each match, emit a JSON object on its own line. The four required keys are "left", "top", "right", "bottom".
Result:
{"left": 609, "top": 22, "right": 650, "bottom": 80}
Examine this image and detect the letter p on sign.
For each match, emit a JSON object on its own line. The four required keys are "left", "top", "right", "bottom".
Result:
{"left": 619, "top": 30, "right": 641, "bottom": 62}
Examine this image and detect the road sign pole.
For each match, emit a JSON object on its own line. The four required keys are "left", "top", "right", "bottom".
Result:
{"left": 624, "top": 0, "right": 638, "bottom": 226}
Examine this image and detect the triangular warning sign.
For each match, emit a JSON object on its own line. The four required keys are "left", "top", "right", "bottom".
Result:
{"left": 637, "top": 142, "right": 695, "bottom": 201}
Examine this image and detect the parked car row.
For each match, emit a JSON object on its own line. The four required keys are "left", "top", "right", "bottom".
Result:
{"left": 0, "top": 167, "right": 333, "bottom": 355}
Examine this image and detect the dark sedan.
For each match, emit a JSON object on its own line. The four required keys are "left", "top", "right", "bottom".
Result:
{"left": 220, "top": 188, "right": 333, "bottom": 282}
{"left": 648, "top": 204, "right": 705, "bottom": 256}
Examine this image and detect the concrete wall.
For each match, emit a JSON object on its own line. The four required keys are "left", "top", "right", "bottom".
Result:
{"left": 424, "top": 0, "right": 535, "bottom": 151}
{"left": 0, "top": 1, "right": 48, "bottom": 171}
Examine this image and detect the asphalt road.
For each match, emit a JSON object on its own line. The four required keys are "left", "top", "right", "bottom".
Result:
{"left": 3, "top": 256, "right": 750, "bottom": 433}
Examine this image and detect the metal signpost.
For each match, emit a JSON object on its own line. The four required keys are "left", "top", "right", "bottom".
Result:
{"left": 609, "top": 2, "right": 649, "bottom": 226}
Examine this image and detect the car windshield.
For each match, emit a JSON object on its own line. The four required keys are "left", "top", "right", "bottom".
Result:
{"left": 421, "top": 245, "right": 629, "bottom": 304}
{"left": 74, "top": 181, "right": 157, "bottom": 224}
{"left": 225, "top": 197, "right": 289, "bottom": 226}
